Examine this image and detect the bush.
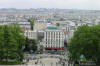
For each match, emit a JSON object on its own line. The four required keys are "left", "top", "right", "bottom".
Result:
{"left": 0, "top": 61, "right": 22, "bottom": 65}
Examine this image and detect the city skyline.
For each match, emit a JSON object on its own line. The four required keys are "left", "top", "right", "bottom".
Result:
{"left": 0, "top": 0, "right": 100, "bottom": 10}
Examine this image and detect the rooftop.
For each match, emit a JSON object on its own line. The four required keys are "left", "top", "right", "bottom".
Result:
{"left": 46, "top": 25, "right": 58, "bottom": 30}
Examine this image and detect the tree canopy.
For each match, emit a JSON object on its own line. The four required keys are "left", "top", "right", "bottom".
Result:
{"left": 68, "top": 25, "right": 100, "bottom": 63}
{"left": 0, "top": 24, "right": 25, "bottom": 62}
{"left": 24, "top": 38, "right": 37, "bottom": 53}
{"left": 28, "top": 19, "right": 34, "bottom": 30}
{"left": 56, "top": 23, "right": 60, "bottom": 27}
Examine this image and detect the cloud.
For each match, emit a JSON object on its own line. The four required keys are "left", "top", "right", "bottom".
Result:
{"left": 0, "top": 0, "right": 100, "bottom": 10}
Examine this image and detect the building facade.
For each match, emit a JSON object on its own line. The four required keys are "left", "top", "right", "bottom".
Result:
{"left": 18, "top": 22, "right": 30, "bottom": 30}
{"left": 34, "top": 19, "right": 51, "bottom": 30}
{"left": 24, "top": 30, "right": 38, "bottom": 39}
{"left": 43, "top": 25, "right": 65, "bottom": 50}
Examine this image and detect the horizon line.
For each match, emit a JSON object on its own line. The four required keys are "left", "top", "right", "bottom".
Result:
{"left": 0, "top": 8, "right": 100, "bottom": 11}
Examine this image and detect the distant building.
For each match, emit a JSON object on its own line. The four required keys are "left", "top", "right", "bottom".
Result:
{"left": 18, "top": 22, "right": 30, "bottom": 30}
{"left": 0, "top": 22, "right": 15, "bottom": 25}
{"left": 34, "top": 19, "right": 51, "bottom": 30}
{"left": 24, "top": 30, "right": 38, "bottom": 39}
{"left": 43, "top": 25, "right": 65, "bottom": 50}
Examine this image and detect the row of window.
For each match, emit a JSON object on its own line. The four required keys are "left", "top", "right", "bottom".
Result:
{"left": 45, "top": 31, "right": 64, "bottom": 47}
{"left": 45, "top": 32, "right": 64, "bottom": 39}
{"left": 25, "top": 32, "right": 36, "bottom": 38}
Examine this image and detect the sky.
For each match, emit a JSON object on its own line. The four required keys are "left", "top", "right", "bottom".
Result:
{"left": 0, "top": 0, "right": 100, "bottom": 10}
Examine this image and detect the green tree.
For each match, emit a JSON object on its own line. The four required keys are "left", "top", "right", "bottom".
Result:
{"left": 30, "top": 39, "right": 37, "bottom": 52}
{"left": 28, "top": 19, "right": 34, "bottom": 30}
{"left": 59, "top": 18, "right": 65, "bottom": 21}
{"left": 0, "top": 26, "right": 4, "bottom": 61}
{"left": 10, "top": 24, "right": 25, "bottom": 60}
{"left": 24, "top": 37, "right": 30, "bottom": 52}
{"left": 68, "top": 25, "right": 100, "bottom": 64}
{"left": 0, "top": 24, "right": 25, "bottom": 62}
{"left": 56, "top": 23, "right": 60, "bottom": 27}
{"left": 92, "top": 25, "right": 100, "bottom": 64}
{"left": 24, "top": 38, "right": 37, "bottom": 53}
{"left": 3, "top": 25, "right": 11, "bottom": 62}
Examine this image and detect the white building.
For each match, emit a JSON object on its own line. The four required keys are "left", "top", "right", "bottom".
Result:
{"left": 43, "top": 25, "right": 65, "bottom": 50}
{"left": 24, "top": 30, "right": 38, "bottom": 39}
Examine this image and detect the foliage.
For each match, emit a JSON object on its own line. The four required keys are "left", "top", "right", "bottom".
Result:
{"left": 59, "top": 18, "right": 65, "bottom": 21}
{"left": 24, "top": 37, "right": 30, "bottom": 51}
{"left": 68, "top": 25, "right": 100, "bottom": 63}
{"left": 56, "top": 23, "right": 60, "bottom": 27}
{"left": 30, "top": 39, "right": 37, "bottom": 52}
{"left": 28, "top": 19, "right": 34, "bottom": 30}
{"left": 0, "top": 24, "right": 25, "bottom": 62}
{"left": 24, "top": 38, "right": 37, "bottom": 53}
{"left": 0, "top": 61, "right": 22, "bottom": 65}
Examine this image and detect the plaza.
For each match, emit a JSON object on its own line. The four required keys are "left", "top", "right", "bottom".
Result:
{"left": 26, "top": 57, "right": 61, "bottom": 66}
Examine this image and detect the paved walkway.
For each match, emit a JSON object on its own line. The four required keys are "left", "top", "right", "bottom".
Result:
{"left": 26, "top": 57, "right": 61, "bottom": 66}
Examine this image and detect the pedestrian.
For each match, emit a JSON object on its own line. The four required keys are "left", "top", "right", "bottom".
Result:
{"left": 51, "top": 62, "right": 53, "bottom": 66}
{"left": 40, "top": 61, "right": 42, "bottom": 63}
{"left": 56, "top": 62, "right": 58, "bottom": 66}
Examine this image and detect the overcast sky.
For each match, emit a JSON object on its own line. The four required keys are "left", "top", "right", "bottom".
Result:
{"left": 0, "top": 0, "right": 100, "bottom": 10}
